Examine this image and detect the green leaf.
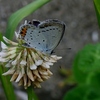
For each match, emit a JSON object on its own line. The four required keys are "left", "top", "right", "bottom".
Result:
{"left": 89, "top": 72, "right": 100, "bottom": 89}
{"left": 63, "top": 85, "right": 100, "bottom": 100}
{"left": 85, "top": 87, "right": 100, "bottom": 100}
{"left": 77, "top": 44, "right": 100, "bottom": 72}
{"left": 94, "top": 0, "right": 100, "bottom": 27}
{"left": 73, "top": 44, "right": 100, "bottom": 84}
{"left": 63, "top": 85, "right": 88, "bottom": 100}
{"left": 73, "top": 50, "right": 88, "bottom": 84}
{"left": 0, "top": 66, "right": 16, "bottom": 100}
{"left": 5, "top": 0, "right": 52, "bottom": 39}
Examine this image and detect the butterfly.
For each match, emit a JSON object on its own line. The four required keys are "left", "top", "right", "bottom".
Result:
{"left": 18, "top": 19, "right": 65, "bottom": 54}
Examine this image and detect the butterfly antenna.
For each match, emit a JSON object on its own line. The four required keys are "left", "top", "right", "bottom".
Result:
{"left": 56, "top": 48, "right": 71, "bottom": 51}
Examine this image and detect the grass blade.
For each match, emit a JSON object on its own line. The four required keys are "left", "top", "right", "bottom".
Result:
{"left": 5, "top": 0, "right": 52, "bottom": 39}
{"left": 94, "top": 0, "right": 100, "bottom": 27}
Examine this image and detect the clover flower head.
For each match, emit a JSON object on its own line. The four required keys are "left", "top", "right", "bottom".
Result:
{"left": 0, "top": 32, "right": 62, "bottom": 89}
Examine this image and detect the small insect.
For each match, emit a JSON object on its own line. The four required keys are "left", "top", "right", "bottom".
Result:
{"left": 18, "top": 19, "right": 65, "bottom": 54}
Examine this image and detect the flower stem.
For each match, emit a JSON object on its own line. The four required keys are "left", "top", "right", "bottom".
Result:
{"left": 26, "top": 86, "right": 39, "bottom": 100}
{"left": 0, "top": 66, "right": 16, "bottom": 100}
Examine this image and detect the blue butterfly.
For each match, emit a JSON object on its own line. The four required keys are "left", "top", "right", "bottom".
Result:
{"left": 18, "top": 19, "right": 65, "bottom": 54}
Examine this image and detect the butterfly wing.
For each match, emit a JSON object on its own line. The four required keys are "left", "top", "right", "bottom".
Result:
{"left": 38, "top": 19, "right": 65, "bottom": 53}
{"left": 19, "top": 19, "right": 65, "bottom": 54}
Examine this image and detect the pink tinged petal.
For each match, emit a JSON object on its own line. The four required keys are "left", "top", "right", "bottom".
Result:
{"left": 30, "top": 64, "right": 37, "bottom": 70}
{"left": 1, "top": 42, "right": 8, "bottom": 49}
{"left": 35, "top": 60, "right": 43, "bottom": 66}
{"left": 15, "top": 72, "right": 23, "bottom": 82}
{"left": 3, "top": 36, "right": 18, "bottom": 45}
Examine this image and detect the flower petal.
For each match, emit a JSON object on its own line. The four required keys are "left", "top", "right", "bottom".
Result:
{"left": 35, "top": 60, "right": 43, "bottom": 66}
{"left": 5, "top": 62, "right": 11, "bottom": 67}
{"left": 33, "top": 70, "right": 41, "bottom": 78}
{"left": 10, "top": 72, "right": 18, "bottom": 81}
{"left": 1, "top": 42, "right": 8, "bottom": 49}
{"left": 15, "top": 72, "right": 23, "bottom": 82}
{"left": 3, "top": 36, "right": 18, "bottom": 45}
{"left": 15, "top": 31, "right": 19, "bottom": 39}
{"left": 30, "top": 64, "right": 37, "bottom": 70}
{"left": 42, "top": 62, "right": 50, "bottom": 68}
{"left": 51, "top": 55, "right": 62, "bottom": 60}
{"left": 20, "top": 60, "right": 27, "bottom": 65}
{"left": 27, "top": 69, "right": 34, "bottom": 81}
{"left": 0, "top": 57, "right": 9, "bottom": 62}
{"left": 2, "top": 68, "right": 15, "bottom": 75}
{"left": 0, "top": 52, "right": 8, "bottom": 57}
{"left": 12, "top": 60, "right": 17, "bottom": 65}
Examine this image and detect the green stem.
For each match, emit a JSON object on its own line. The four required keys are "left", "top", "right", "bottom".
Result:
{"left": 26, "top": 86, "right": 38, "bottom": 100}
{"left": 0, "top": 66, "right": 16, "bottom": 100}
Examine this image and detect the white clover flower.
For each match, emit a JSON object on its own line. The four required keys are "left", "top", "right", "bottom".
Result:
{"left": 0, "top": 34, "right": 62, "bottom": 89}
